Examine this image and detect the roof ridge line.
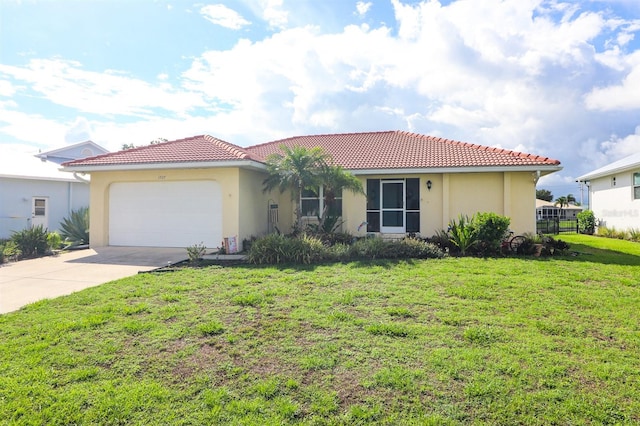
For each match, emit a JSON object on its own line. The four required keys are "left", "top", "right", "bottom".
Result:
{"left": 203, "top": 135, "right": 251, "bottom": 160}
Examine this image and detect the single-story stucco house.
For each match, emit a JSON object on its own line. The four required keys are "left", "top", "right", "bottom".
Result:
{"left": 0, "top": 141, "right": 108, "bottom": 239}
{"left": 577, "top": 152, "right": 640, "bottom": 231}
{"left": 535, "top": 199, "right": 582, "bottom": 220}
{"left": 61, "top": 131, "right": 562, "bottom": 249}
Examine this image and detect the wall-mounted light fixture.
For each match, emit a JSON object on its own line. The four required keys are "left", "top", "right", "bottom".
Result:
{"left": 426, "top": 180, "right": 432, "bottom": 191}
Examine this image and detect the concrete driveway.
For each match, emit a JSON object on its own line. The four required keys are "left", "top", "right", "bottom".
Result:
{"left": 0, "top": 247, "right": 187, "bottom": 314}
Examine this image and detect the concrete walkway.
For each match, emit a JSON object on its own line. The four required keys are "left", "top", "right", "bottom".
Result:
{"left": 0, "top": 247, "right": 187, "bottom": 314}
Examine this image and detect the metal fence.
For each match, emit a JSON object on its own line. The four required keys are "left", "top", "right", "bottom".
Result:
{"left": 536, "top": 219, "right": 578, "bottom": 234}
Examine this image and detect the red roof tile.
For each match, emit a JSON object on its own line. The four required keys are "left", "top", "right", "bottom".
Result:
{"left": 247, "top": 131, "right": 561, "bottom": 169}
{"left": 63, "top": 131, "right": 561, "bottom": 170}
{"left": 63, "top": 135, "right": 253, "bottom": 166}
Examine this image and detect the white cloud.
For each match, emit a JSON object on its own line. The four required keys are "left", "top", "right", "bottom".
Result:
{"left": 200, "top": 4, "right": 250, "bottom": 30}
{"left": 0, "top": 79, "right": 16, "bottom": 97}
{"left": 261, "top": 0, "right": 289, "bottom": 29}
{"left": 585, "top": 62, "right": 640, "bottom": 110}
{"left": 356, "top": 2, "right": 372, "bottom": 17}
{"left": 64, "top": 117, "right": 93, "bottom": 143}
{"left": 0, "top": 59, "right": 207, "bottom": 117}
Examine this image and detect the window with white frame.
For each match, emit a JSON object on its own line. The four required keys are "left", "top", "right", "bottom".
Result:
{"left": 634, "top": 173, "right": 640, "bottom": 200}
{"left": 301, "top": 186, "right": 342, "bottom": 218}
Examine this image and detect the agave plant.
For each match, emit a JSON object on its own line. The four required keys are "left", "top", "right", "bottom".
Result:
{"left": 59, "top": 207, "right": 90, "bottom": 246}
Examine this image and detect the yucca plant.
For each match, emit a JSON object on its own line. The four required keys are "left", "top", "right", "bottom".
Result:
{"left": 10, "top": 225, "right": 49, "bottom": 258}
{"left": 448, "top": 214, "right": 478, "bottom": 256}
{"left": 59, "top": 207, "right": 90, "bottom": 246}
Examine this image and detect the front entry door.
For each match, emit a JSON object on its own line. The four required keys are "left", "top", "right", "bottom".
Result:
{"left": 32, "top": 197, "right": 48, "bottom": 229}
{"left": 381, "top": 180, "right": 405, "bottom": 233}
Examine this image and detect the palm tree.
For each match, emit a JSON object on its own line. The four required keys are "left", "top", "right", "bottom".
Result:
{"left": 554, "top": 196, "right": 568, "bottom": 209}
{"left": 317, "top": 164, "right": 365, "bottom": 231}
{"left": 262, "top": 145, "right": 331, "bottom": 230}
{"left": 554, "top": 194, "right": 576, "bottom": 209}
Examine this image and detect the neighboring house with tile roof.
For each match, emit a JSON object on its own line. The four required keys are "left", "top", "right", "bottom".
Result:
{"left": 62, "top": 131, "right": 562, "bottom": 249}
{"left": 535, "top": 199, "right": 582, "bottom": 220}
{"left": 0, "top": 141, "right": 108, "bottom": 239}
{"left": 577, "top": 152, "right": 640, "bottom": 231}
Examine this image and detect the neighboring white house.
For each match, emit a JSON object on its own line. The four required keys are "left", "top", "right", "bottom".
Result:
{"left": 535, "top": 199, "right": 583, "bottom": 220}
{"left": 0, "top": 141, "right": 108, "bottom": 239}
{"left": 576, "top": 152, "right": 640, "bottom": 231}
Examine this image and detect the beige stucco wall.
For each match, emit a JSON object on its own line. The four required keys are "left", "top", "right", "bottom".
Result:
{"left": 343, "top": 171, "right": 536, "bottom": 237}
{"left": 88, "top": 167, "right": 270, "bottom": 247}
{"left": 88, "top": 167, "right": 537, "bottom": 247}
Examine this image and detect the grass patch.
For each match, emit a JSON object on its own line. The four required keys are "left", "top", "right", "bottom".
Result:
{"left": 1, "top": 235, "right": 639, "bottom": 424}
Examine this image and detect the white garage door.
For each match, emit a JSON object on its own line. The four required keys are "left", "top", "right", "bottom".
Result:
{"left": 109, "top": 181, "right": 222, "bottom": 248}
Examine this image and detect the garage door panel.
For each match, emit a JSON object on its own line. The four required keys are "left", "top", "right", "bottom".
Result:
{"left": 109, "top": 181, "right": 222, "bottom": 248}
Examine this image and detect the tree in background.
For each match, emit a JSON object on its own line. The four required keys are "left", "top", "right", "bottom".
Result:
{"left": 554, "top": 194, "right": 576, "bottom": 208}
{"left": 536, "top": 189, "right": 553, "bottom": 201}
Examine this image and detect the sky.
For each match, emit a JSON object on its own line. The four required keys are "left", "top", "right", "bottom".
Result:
{"left": 1, "top": 0, "right": 640, "bottom": 202}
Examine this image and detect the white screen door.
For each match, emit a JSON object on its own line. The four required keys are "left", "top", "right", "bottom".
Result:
{"left": 32, "top": 197, "right": 48, "bottom": 229}
{"left": 380, "top": 180, "right": 405, "bottom": 233}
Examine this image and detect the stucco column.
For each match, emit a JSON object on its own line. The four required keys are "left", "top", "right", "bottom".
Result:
{"left": 503, "top": 172, "right": 511, "bottom": 217}
{"left": 442, "top": 174, "right": 450, "bottom": 229}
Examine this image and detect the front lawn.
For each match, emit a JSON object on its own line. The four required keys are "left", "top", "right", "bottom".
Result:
{"left": 1, "top": 235, "right": 639, "bottom": 424}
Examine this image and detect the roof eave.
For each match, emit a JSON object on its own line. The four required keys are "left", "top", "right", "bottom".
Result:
{"left": 350, "top": 164, "right": 562, "bottom": 175}
{"left": 576, "top": 165, "right": 640, "bottom": 182}
{"left": 61, "top": 159, "right": 268, "bottom": 173}
{"left": 0, "top": 173, "right": 89, "bottom": 182}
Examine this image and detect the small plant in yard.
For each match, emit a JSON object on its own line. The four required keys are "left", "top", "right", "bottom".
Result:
{"left": 59, "top": 206, "right": 90, "bottom": 246}
{"left": 474, "top": 212, "right": 511, "bottom": 255}
{"left": 448, "top": 214, "right": 478, "bottom": 255}
{"left": 186, "top": 242, "right": 207, "bottom": 263}
{"left": 10, "top": 225, "right": 49, "bottom": 258}
{"left": 629, "top": 228, "right": 640, "bottom": 242}
{"left": 47, "top": 231, "right": 63, "bottom": 252}
{"left": 2, "top": 240, "right": 21, "bottom": 261}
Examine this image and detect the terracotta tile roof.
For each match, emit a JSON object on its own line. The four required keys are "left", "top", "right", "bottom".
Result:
{"left": 63, "top": 135, "right": 252, "bottom": 166}
{"left": 247, "top": 131, "right": 561, "bottom": 170}
{"left": 63, "top": 130, "right": 560, "bottom": 170}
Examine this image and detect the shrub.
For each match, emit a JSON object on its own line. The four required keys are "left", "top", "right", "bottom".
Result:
{"left": 247, "top": 234, "right": 444, "bottom": 264}
{"left": 426, "top": 229, "right": 456, "bottom": 253}
{"left": 628, "top": 228, "right": 640, "bottom": 242}
{"left": 391, "top": 238, "right": 445, "bottom": 259}
{"left": 597, "top": 226, "right": 627, "bottom": 240}
{"left": 47, "top": 232, "right": 62, "bottom": 252}
{"left": 448, "top": 215, "right": 478, "bottom": 256}
{"left": 577, "top": 210, "right": 595, "bottom": 235}
{"left": 59, "top": 207, "right": 90, "bottom": 246}
{"left": 2, "top": 241, "right": 21, "bottom": 261}
{"left": 10, "top": 225, "right": 49, "bottom": 258}
{"left": 186, "top": 242, "right": 207, "bottom": 263}
{"left": 247, "top": 234, "right": 329, "bottom": 264}
{"left": 349, "top": 236, "right": 388, "bottom": 259}
{"left": 474, "top": 212, "right": 511, "bottom": 255}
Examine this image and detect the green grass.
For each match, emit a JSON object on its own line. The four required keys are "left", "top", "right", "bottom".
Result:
{"left": 1, "top": 235, "right": 639, "bottom": 424}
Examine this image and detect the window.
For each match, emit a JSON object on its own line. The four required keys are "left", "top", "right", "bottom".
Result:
{"left": 301, "top": 187, "right": 320, "bottom": 217}
{"left": 634, "top": 173, "right": 640, "bottom": 200}
{"left": 366, "top": 178, "right": 420, "bottom": 233}
{"left": 301, "top": 186, "right": 342, "bottom": 217}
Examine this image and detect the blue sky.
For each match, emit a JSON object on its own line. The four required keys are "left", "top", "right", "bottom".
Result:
{"left": 1, "top": 0, "right": 640, "bottom": 201}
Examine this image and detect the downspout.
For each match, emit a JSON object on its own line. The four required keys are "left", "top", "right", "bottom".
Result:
{"left": 73, "top": 172, "right": 90, "bottom": 184}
